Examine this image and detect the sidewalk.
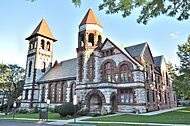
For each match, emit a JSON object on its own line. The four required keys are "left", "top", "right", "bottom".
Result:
{"left": 47, "top": 116, "right": 92, "bottom": 125}
{"left": 78, "top": 120, "right": 190, "bottom": 126}
{"left": 140, "top": 107, "right": 185, "bottom": 115}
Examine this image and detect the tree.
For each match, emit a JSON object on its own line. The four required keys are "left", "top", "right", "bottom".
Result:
{"left": 174, "top": 36, "right": 190, "bottom": 99}
{"left": 0, "top": 64, "right": 25, "bottom": 112}
{"left": 71, "top": 0, "right": 190, "bottom": 25}
{"left": 167, "top": 62, "right": 176, "bottom": 79}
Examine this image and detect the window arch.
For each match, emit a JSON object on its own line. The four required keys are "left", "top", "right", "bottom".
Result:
{"left": 41, "top": 40, "right": 45, "bottom": 49}
{"left": 120, "top": 64, "right": 133, "bottom": 82}
{"left": 98, "top": 35, "right": 102, "bottom": 46}
{"left": 79, "top": 54, "right": 83, "bottom": 82}
{"left": 25, "top": 89, "right": 29, "bottom": 100}
{"left": 54, "top": 84, "right": 58, "bottom": 102}
{"left": 60, "top": 82, "right": 67, "bottom": 102}
{"left": 70, "top": 82, "right": 76, "bottom": 102}
{"left": 41, "top": 62, "right": 46, "bottom": 73}
{"left": 48, "top": 84, "right": 52, "bottom": 102}
{"left": 28, "top": 61, "right": 32, "bottom": 77}
{"left": 88, "top": 33, "right": 94, "bottom": 46}
{"left": 46, "top": 41, "right": 51, "bottom": 51}
{"left": 87, "top": 54, "right": 95, "bottom": 82}
{"left": 80, "top": 34, "right": 85, "bottom": 47}
{"left": 102, "top": 62, "right": 115, "bottom": 82}
{"left": 41, "top": 85, "right": 45, "bottom": 102}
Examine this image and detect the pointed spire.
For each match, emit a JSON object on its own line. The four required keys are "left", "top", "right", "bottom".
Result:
{"left": 53, "top": 60, "right": 59, "bottom": 67}
{"left": 26, "top": 19, "right": 57, "bottom": 42}
{"left": 80, "top": 8, "right": 102, "bottom": 27}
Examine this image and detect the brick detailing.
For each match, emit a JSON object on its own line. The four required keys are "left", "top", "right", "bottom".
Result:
{"left": 85, "top": 89, "right": 106, "bottom": 109}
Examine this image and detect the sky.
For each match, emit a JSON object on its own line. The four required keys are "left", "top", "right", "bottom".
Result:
{"left": 0, "top": 0, "right": 189, "bottom": 68}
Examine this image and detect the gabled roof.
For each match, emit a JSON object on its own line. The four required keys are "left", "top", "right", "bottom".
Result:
{"left": 38, "top": 58, "right": 77, "bottom": 83}
{"left": 26, "top": 19, "right": 57, "bottom": 42}
{"left": 124, "top": 42, "right": 147, "bottom": 57}
{"left": 80, "top": 8, "right": 102, "bottom": 27}
{"left": 101, "top": 38, "right": 142, "bottom": 67}
{"left": 154, "top": 55, "right": 164, "bottom": 67}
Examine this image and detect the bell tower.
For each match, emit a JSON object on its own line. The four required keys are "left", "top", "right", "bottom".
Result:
{"left": 21, "top": 19, "right": 57, "bottom": 108}
{"left": 77, "top": 8, "right": 103, "bottom": 50}
{"left": 76, "top": 8, "right": 103, "bottom": 84}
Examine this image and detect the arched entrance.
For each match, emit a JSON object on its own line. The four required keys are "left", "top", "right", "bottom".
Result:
{"left": 89, "top": 94, "right": 102, "bottom": 113}
{"left": 85, "top": 90, "right": 106, "bottom": 113}
{"left": 110, "top": 92, "right": 118, "bottom": 113}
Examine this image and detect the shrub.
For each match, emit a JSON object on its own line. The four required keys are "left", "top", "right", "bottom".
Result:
{"left": 101, "top": 106, "right": 108, "bottom": 115}
{"left": 34, "top": 105, "right": 39, "bottom": 113}
{"left": 18, "top": 108, "right": 28, "bottom": 114}
{"left": 78, "top": 106, "right": 89, "bottom": 116}
{"left": 56, "top": 102, "right": 76, "bottom": 117}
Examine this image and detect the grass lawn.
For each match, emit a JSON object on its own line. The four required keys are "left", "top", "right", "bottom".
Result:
{"left": 0, "top": 112, "right": 77, "bottom": 120}
{"left": 84, "top": 107, "right": 190, "bottom": 124}
{"left": 73, "top": 122, "right": 152, "bottom": 126}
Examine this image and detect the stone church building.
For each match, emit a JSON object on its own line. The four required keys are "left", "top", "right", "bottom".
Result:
{"left": 21, "top": 9, "right": 177, "bottom": 113}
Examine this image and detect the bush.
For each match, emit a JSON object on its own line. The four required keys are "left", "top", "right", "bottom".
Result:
{"left": 34, "top": 105, "right": 39, "bottom": 113}
{"left": 101, "top": 106, "right": 108, "bottom": 115}
{"left": 56, "top": 102, "right": 76, "bottom": 117}
{"left": 78, "top": 106, "right": 89, "bottom": 116}
{"left": 18, "top": 108, "right": 28, "bottom": 114}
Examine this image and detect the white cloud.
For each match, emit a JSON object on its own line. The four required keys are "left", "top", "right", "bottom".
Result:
{"left": 169, "top": 32, "right": 180, "bottom": 39}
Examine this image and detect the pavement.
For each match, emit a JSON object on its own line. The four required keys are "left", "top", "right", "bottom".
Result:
{"left": 140, "top": 106, "right": 185, "bottom": 115}
{"left": 47, "top": 116, "right": 92, "bottom": 125}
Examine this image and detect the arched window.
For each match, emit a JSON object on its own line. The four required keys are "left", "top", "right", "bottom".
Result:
{"left": 79, "top": 55, "right": 83, "bottom": 82}
{"left": 47, "top": 41, "right": 51, "bottom": 51}
{"left": 88, "top": 54, "right": 95, "bottom": 82}
{"left": 41, "top": 40, "right": 45, "bottom": 49}
{"left": 54, "top": 84, "right": 57, "bottom": 102}
{"left": 41, "top": 62, "right": 46, "bottom": 73}
{"left": 88, "top": 33, "right": 94, "bottom": 46}
{"left": 29, "top": 43, "right": 33, "bottom": 50}
{"left": 28, "top": 61, "right": 32, "bottom": 77}
{"left": 80, "top": 34, "right": 85, "bottom": 47}
{"left": 41, "top": 85, "right": 45, "bottom": 102}
{"left": 70, "top": 82, "right": 76, "bottom": 102}
{"left": 120, "top": 64, "right": 133, "bottom": 82}
{"left": 48, "top": 84, "right": 52, "bottom": 102}
{"left": 98, "top": 35, "right": 102, "bottom": 46}
{"left": 60, "top": 82, "right": 67, "bottom": 102}
{"left": 25, "top": 89, "right": 29, "bottom": 100}
{"left": 103, "top": 62, "right": 115, "bottom": 82}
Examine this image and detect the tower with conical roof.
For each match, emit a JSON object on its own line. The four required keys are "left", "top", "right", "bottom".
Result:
{"left": 21, "top": 19, "right": 57, "bottom": 108}
{"left": 76, "top": 8, "right": 103, "bottom": 102}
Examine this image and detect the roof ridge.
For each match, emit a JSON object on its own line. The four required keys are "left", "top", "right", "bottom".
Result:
{"left": 80, "top": 8, "right": 102, "bottom": 27}
{"left": 26, "top": 19, "right": 57, "bottom": 41}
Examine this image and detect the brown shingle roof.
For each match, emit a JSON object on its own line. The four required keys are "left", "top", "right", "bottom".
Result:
{"left": 80, "top": 8, "right": 102, "bottom": 27}
{"left": 26, "top": 19, "right": 57, "bottom": 42}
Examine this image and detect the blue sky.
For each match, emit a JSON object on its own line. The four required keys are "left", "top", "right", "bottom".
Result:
{"left": 0, "top": 0, "right": 189, "bottom": 68}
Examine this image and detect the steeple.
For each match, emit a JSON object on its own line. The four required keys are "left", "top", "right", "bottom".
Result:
{"left": 26, "top": 19, "right": 57, "bottom": 42}
{"left": 77, "top": 8, "right": 103, "bottom": 51}
{"left": 80, "top": 8, "right": 102, "bottom": 27}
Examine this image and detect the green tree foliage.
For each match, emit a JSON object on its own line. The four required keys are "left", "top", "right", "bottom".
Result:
{"left": 167, "top": 62, "right": 176, "bottom": 79}
{"left": 70, "top": 0, "right": 190, "bottom": 25}
{"left": 175, "top": 36, "right": 190, "bottom": 99}
{"left": 0, "top": 64, "right": 25, "bottom": 112}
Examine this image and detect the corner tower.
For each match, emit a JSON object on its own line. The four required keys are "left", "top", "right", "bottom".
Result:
{"left": 76, "top": 8, "right": 103, "bottom": 84}
{"left": 21, "top": 19, "right": 57, "bottom": 108}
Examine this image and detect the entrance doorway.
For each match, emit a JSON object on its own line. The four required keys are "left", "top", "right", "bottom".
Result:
{"left": 89, "top": 94, "right": 102, "bottom": 113}
{"left": 111, "top": 95, "right": 117, "bottom": 113}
